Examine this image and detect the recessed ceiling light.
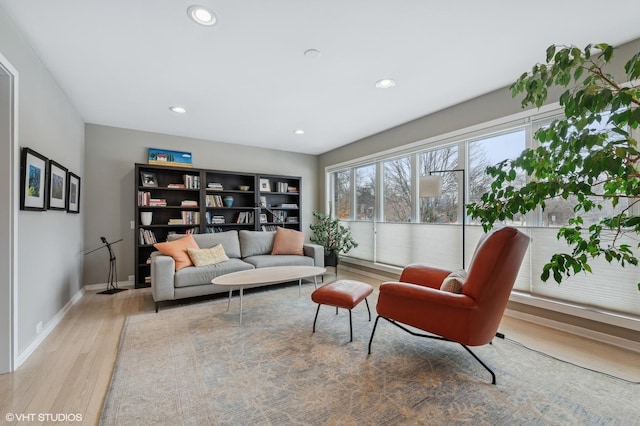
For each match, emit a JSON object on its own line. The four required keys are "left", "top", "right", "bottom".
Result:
{"left": 187, "top": 5, "right": 217, "bottom": 26}
{"left": 169, "top": 106, "right": 187, "bottom": 114}
{"left": 375, "top": 78, "right": 396, "bottom": 89}
{"left": 304, "top": 49, "right": 321, "bottom": 59}
{"left": 293, "top": 129, "right": 305, "bottom": 135}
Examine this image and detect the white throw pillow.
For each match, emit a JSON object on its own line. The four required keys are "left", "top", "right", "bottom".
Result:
{"left": 440, "top": 269, "right": 467, "bottom": 293}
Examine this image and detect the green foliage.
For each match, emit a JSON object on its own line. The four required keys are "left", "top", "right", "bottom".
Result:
{"left": 309, "top": 211, "right": 358, "bottom": 258}
{"left": 467, "top": 43, "right": 640, "bottom": 289}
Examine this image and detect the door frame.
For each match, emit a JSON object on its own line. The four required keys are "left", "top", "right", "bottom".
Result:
{"left": 0, "top": 50, "right": 18, "bottom": 373}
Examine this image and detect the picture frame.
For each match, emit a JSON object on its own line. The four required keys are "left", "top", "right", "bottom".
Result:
{"left": 48, "top": 160, "right": 68, "bottom": 210}
{"left": 259, "top": 213, "right": 268, "bottom": 223}
{"left": 66, "top": 172, "right": 81, "bottom": 213}
{"left": 140, "top": 171, "right": 158, "bottom": 187}
{"left": 20, "top": 147, "right": 49, "bottom": 211}
{"left": 259, "top": 178, "right": 271, "bottom": 192}
{"left": 148, "top": 148, "right": 193, "bottom": 168}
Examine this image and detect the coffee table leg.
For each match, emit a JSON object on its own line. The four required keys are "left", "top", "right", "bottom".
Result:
{"left": 239, "top": 287, "right": 244, "bottom": 324}
{"left": 227, "top": 289, "right": 232, "bottom": 311}
{"left": 298, "top": 279, "right": 302, "bottom": 296}
{"left": 313, "top": 275, "right": 318, "bottom": 289}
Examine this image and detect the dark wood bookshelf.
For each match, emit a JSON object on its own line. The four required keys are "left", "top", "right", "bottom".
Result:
{"left": 134, "top": 163, "right": 301, "bottom": 288}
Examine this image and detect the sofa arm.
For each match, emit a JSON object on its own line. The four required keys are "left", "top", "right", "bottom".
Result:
{"left": 303, "top": 243, "right": 324, "bottom": 267}
{"left": 150, "top": 252, "right": 176, "bottom": 302}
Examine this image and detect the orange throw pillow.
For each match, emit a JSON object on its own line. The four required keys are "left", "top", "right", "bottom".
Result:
{"left": 154, "top": 234, "right": 199, "bottom": 270}
{"left": 271, "top": 227, "right": 304, "bottom": 256}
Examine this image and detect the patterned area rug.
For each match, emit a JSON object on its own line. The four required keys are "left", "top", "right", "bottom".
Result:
{"left": 101, "top": 285, "right": 639, "bottom": 425}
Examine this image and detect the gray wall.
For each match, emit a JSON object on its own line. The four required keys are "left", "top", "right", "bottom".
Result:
{"left": 0, "top": 8, "right": 85, "bottom": 355}
{"left": 83, "top": 124, "right": 318, "bottom": 286}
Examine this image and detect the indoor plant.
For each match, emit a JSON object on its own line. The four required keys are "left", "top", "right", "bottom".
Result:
{"left": 309, "top": 211, "right": 358, "bottom": 266}
{"left": 467, "top": 43, "right": 640, "bottom": 290}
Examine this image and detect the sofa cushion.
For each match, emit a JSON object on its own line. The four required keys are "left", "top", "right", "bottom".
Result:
{"left": 154, "top": 234, "right": 199, "bottom": 271}
{"left": 187, "top": 244, "right": 229, "bottom": 267}
{"left": 239, "top": 230, "right": 275, "bottom": 258}
{"left": 174, "top": 258, "right": 254, "bottom": 288}
{"left": 242, "top": 254, "right": 314, "bottom": 269}
{"left": 271, "top": 227, "right": 304, "bottom": 255}
{"left": 168, "top": 230, "right": 241, "bottom": 258}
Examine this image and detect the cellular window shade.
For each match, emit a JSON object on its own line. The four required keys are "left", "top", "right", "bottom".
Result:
{"left": 341, "top": 221, "right": 375, "bottom": 262}
{"left": 529, "top": 228, "right": 640, "bottom": 316}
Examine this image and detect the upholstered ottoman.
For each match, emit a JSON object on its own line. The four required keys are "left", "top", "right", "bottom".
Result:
{"left": 311, "top": 279, "right": 374, "bottom": 342}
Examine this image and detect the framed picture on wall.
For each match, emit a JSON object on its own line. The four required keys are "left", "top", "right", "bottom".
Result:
{"left": 20, "top": 147, "right": 49, "bottom": 211}
{"left": 48, "top": 160, "right": 68, "bottom": 210}
{"left": 66, "top": 172, "right": 81, "bottom": 213}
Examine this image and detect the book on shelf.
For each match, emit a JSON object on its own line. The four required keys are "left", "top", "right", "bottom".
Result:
{"left": 205, "top": 194, "right": 224, "bottom": 207}
{"left": 149, "top": 198, "right": 167, "bottom": 206}
{"left": 261, "top": 225, "right": 280, "bottom": 232}
{"left": 277, "top": 203, "right": 298, "bottom": 209}
{"left": 183, "top": 174, "right": 200, "bottom": 189}
{"left": 276, "top": 182, "right": 289, "bottom": 193}
{"left": 180, "top": 200, "right": 198, "bottom": 207}
{"left": 235, "top": 211, "right": 254, "bottom": 224}
{"left": 207, "top": 182, "right": 224, "bottom": 190}
{"left": 139, "top": 228, "right": 157, "bottom": 245}
{"left": 144, "top": 276, "right": 151, "bottom": 284}
{"left": 167, "top": 183, "right": 186, "bottom": 189}
{"left": 206, "top": 226, "right": 225, "bottom": 233}
{"left": 206, "top": 212, "right": 226, "bottom": 224}
{"left": 138, "top": 191, "right": 151, "bottom": 206}
{"left": 286, "top": 216, "right": 298, "bottom": 223}
{"left": 287, "top": 186, "right": 298, "bottom": 192}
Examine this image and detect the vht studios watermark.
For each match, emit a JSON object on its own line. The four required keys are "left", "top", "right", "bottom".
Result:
{"left": 5, "top": 412, "right": 83, "bottom": 422}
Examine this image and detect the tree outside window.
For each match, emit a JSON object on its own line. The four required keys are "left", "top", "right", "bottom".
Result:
{"left": 355, "top": 165, "right": 376, "bottom": 220}
{"left": 383, "top": 157, "right": 411, "bottom": 222}
{"left": 419, "top": 146, "right": 458, "bottom": 223}
{"left": 333, "top": 169, "right": 351, "bottom": 220}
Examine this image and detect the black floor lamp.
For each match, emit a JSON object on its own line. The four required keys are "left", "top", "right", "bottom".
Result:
{"left": 84, "top": 237, "right": 127, "bottom": 294}
{"left": 419, "top": 168, "right": 466, "bottom": 269}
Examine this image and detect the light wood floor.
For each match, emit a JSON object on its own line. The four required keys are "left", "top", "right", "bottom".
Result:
{"left": 1, "top": 269, "right": 639, "bottom": 425}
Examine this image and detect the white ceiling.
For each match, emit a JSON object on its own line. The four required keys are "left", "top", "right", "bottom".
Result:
{"left": 2, "top": 1, "right": 640, "bottom": 155}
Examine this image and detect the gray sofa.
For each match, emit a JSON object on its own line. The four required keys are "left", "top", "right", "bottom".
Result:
{"left": 151, "top": 230, "right": 324, "bottom": 311}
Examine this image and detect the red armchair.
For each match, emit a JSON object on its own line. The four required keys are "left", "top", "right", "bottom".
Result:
{"left": 368, "top": 226, "right": 530, "bottom": 384}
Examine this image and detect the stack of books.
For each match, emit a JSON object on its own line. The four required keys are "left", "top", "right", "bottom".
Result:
{"left": 138, "top": 191, "right": 151, "bottom": 206}
{"left": 207, "top": 182, "right": 223, "bottom": 190}
{"left": 276, "top": 182, "right": 289, "bottom": 192}
{"left": 181, "top": 200, "right": 198, "bottom": 207}
{"left": 167, "top": 183, "right": 186, "bottom": 189}
{"left": 149, "top": 198, "right": 167, "bottom": 207}
{"left": 206, "top": 212, "right": 226, "bottom": 224}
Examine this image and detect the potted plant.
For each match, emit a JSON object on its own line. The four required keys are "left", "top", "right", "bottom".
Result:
{"left": 309, "top": 211, "right": 358, "bottom": 266}
{"left": 468, "top": 43, "right": 640, "bottom": 290}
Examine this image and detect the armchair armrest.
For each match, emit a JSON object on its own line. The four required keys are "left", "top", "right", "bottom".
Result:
{"left": 399, "top": 264, "right": 452, "bottom": 289}
{"left": 150, "top": 251, "right": 176, "bottom": 302}
{"left": 303, "top": 243, "right": 324, "bottom": 267}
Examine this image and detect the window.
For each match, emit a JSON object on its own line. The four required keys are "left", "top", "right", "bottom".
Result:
{"left": 333, "top": 169, "right": 351, "bottom": 220}
{"left": 468, "top": 130, "right": 527, "bottom": 225}
{"left": 383, "top": 157, "right": 411, "bottom": 222}
{"left": 533, "top": 114, "right": 629, "bottom": 227}
{"left": 419, "top": 145, "right": 458, "bottom": 223}
{"left": 355, "top": 164, "right": 375, "bottom": 220}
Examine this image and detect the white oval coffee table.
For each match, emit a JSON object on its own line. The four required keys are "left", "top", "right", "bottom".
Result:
{"left": 212, "top": 265, "right": 326, "bottom": 324}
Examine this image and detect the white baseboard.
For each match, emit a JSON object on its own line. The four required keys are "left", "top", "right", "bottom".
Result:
{"left": 16, "top": 286, "right": 86, "bottom": 368}
{"left": 338, "top": 264, "right": 397, "bottom": 283}
{"left": 504, "top": 309, "right": 640, "bottom": 354}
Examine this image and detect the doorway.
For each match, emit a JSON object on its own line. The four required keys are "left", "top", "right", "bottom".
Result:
{"left": 0, "top": 52, "right": 17, "bottom": 374}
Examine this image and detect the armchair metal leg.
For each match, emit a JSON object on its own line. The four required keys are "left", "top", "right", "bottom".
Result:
{"left": 371, "top": 315, "right": 498, "bottom": 384}
{"left": 312, "top": 304, "right": 321, "bottom": 333}
{"left": 367, "top": 315, "right": 381, "bottom": 354}
{"left": 460, "top": 344, "right": 496, "bottom": 385}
